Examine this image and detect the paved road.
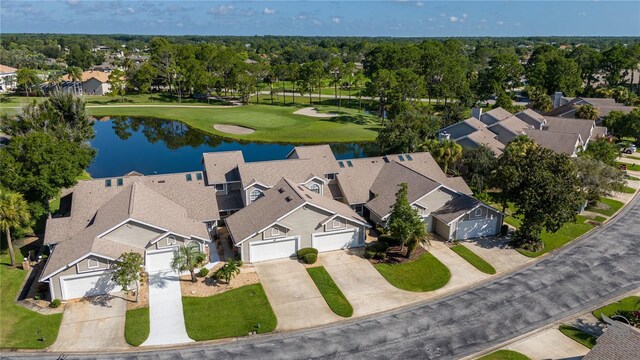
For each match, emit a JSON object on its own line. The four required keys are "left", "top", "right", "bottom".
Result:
{"left": 4, "top": 196, "right": 639, "bottom": 359}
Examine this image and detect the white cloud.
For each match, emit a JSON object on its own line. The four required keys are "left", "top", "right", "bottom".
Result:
{"left": 263, "top": 7, "right": 276, "bottom": 15}
{"left": 296, "top": 15, "right": 307, "bottom": 20}
{"left": 332, "top": 17, "right": 341, "bottom": 24}
{"left": 313, "top": 19, "right": 321, "bottom": 25}
{"left": 116, "top": 7, "right": 135, "bottom": 15}
{"left": 67, "top": 0, "right": 79, "bottom": 5}
{"left": 481, "top": 18, "right": 486, "bottom": 23}
{"left": 176, "top": 22, "right": 183, "bottom": 27}
{"left": 449, "top": 16, "right": 458, "bottom": 23}
{"left": 209, "top": 5, "right": 234, "bottom": 15}
{"left": 428, "top": 17, "right": 435, "bottom": 22}
{"left": 440, "top": 13, "right": 446, "bottom": 17}
{"left": 416, "top": 1, "right": 425, "bottom": 7}
{"left": 496, "top": 21, "right": 504, "bottom": 25}
{"left": 578, "top": 12, "right": 587, "bottom": 16}
{"left": 514, "top": 22, "right": 521, "bottom": 26}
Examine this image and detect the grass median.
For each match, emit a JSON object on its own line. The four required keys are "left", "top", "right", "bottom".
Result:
{"left": 124, "top": 307, "right": 149, "bottom": 346}
{"left": 559, "top": 324, "right": 597, "bottom": 349}
{"left": 450, "top": 245, "right": 496, "bottom": 274}
{"left": 375, "top": 252, "right": 450, "bottom": 292}
{"left": 307, "top": 266, "right": 353, "bottom": 318}
{"left": 478, "top": 350, "right": 531, "bottom": 360}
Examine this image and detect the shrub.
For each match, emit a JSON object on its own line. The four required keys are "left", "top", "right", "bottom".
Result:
{"left": 297, "top": 247, "right": 318, "bottom": 260}
{"left": 302, "top": 253, "right": 318, "bottom": 264}
{"left": 197, "top": 268, "right": 209, "bottom": 277}
{"left": 50, "top": 299, "right": 61, "bottom": 308}
{"left": 194, "top": 252, "right": 207, "bottom": 266}
{"left": 378, "top": 234, "right": 401, "bottom": 247}
{"left": 367, "top": 241, "right": 389, "bottom": 253}
{"left": 500, "top": 224, "right": 509, "bottom": 236}
{"left": 375, "top": 226, "right": 388, "bottom": 235}
{"left": 364, "top": 249, "right": 375, "bottom": 259}
{"left": 373, "top": 252, "right": 387, "bottom": 260}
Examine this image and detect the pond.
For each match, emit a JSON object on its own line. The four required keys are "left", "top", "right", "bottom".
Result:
{"left": 87, "top": 117, "right": 377, "bottom": 178}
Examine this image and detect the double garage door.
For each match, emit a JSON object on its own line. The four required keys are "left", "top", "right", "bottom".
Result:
{"left": 60, "top": 271, "right": 122, "bottom": 300}
{"left": 249, "top": 229, "right": 360, "bottom": 262}
{"left": 455, "top": 218, "right": 499, "bottom": 240}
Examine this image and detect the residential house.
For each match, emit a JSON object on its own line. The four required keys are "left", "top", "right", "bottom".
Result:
{"left": 0, "top": 64, "right": 17, "bottom": 93}
{"left": 42, "top": 145, "right": 503, "bottom": 300}
{"left": 61, "top": 70, "right": 113, "bottom": 95}
{"left": 583, "top": 318, "right": 640, "bottom": 360}
{"left": 548, "top": 92, "right": 635, "bottom": 119}
{"left": 439, "top": 107, "right": 607, "bottom": 157}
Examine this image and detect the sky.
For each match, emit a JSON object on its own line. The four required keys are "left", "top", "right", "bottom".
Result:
{"left": 1, "top": 0, "right": 639, "bottom": 37}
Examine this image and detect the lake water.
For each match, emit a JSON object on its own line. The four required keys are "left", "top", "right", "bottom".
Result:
{"left": 87, "top": 117, "right": 377, "bottom": 178}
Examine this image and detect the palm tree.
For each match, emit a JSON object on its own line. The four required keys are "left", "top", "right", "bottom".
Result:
{"left": 213, "top": 258, "right": 242, "bottom": 284}
{"left": 505, "top": 135, "right": 538, "bottom": 158}
{"left": 66, "top": 67, "right": 83, "bottom": 95}
{"left": 47, "top": 71, "right": 63, "bottom": 92}
{"left": 170, "top": 242, "right": 204, "bottom": 282}
{"left": 420, "top": 139, "right": 462, "bottom": 175}
{"left": 0, "top": 189, "right": 31, "bottom": 267}
{"left": 575, "top": 104, "right": 599, "bottom": 120}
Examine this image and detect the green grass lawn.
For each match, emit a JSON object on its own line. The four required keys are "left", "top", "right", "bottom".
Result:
{"left": 307, "top": 266, "right": 353, "bottom": 318}
{"left": 182, "top": 284, "right": 276, "bottom": 341}
{"left": 558, "top": 324, "right": 597, "bottom": 349}
{"left": 0, "top": 93, "right": 228, "bottom": 107}
{"left": 624, "top": 155, "right": 640, "bottom": 161}
{"left": 593, "top": 216, "right": 607, "bottom": 223}
{"left": 124, "top": 307, "right": 149, "bottom": 346}
{"left": 586, "top": 198, "right": 625, "bottom": 217}
{"left": 592, "top": 296, "right": 640, "bottom": 321}
{"left": 477, "top": 350, "right": 531, "bottom": 360}
{"left": 88, "top": 103, "right": 380, "bottom": 143}
{"left": 0, "top": 249, "right": 62, "bottom": 349}
{"left": 375, "top": 252, "right": 451, "bottom": 292}
{"left": 450, "top": 245, "right": 496, "bottom": 275}
{"left": 620, "top": 186, "right": 637, "bottom": 194}
{"left": 617, "top": 161, "right": 640, "bottom": 171}
{"left": 626, "top": 175, "right": 640, "bottom": 181}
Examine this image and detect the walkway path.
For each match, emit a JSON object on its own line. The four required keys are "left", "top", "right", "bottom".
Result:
{"left": 141, "top": 271, "right": 193, "bottom": 346}
{"left": 9, "top": 195, "right": 640, "bottom": 359}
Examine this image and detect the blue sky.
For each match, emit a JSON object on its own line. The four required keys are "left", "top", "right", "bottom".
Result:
{"left": 1, "top": 1, "right": 639, "bottom": 37}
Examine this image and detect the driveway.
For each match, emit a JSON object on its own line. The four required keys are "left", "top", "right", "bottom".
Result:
{"left": 462, "top": 237, "right": 531, "bottom": 273}
{"left": 320, "top": 250, "right": 421, "bottom": 317}
{"left": 504, "top": 328, "right": 590, "bottom": 359}
{"left": 50, "top": 294, "right": 128, "bottom": 351}
{"left": 427, "top": 240, "right": 490, "bottom": 290}
{"left": 142, "top": 270, "right": 193, "bottom": 346}
{"left": 254, "top": 258, "right": 339, "bottom": 331}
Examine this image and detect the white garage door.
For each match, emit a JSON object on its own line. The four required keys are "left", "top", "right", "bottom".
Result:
{"left": 60, "top": 271, "right": 122, "bottom": 300}
{"left": 250, "top": 237, "right": 298, "bottom": 262}
{"left": 455, "top": 218, "right": 499, "bottom": 240}
{"left": 146, "top": 247, "right": 177, "bottom": 272}
{"left": 312, "top": 229, "right": 360, "bottom": 252}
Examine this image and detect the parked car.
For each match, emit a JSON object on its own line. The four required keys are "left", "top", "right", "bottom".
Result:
{"left": 621, "top": 144, "right": 637, "bottom": 154}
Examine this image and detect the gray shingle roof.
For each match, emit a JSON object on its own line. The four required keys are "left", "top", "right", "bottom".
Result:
{"left": 202, "top": 151, "right": 244, "bottom": 184}
{"left": 523, "top": 129, "right": 581, "bottom": 155}
{"left": 583, "top": 322, "right": 640, "bottom": 360}
{"left": 488, "top": 115, "right": 531, "bottom": 135}
{"left": 225, "top": 178, "right": 365, "bottom": 244}
{"left": 543, "top": 116, "right": 594, "bottom": 143}
{"left": 466, "top": 130, "right": 505, "bottom": 155}
{"left": 481, "top": 107, "right": 513, "bottom": 124}
{"left": 515, "top": 108, "right": 546, "bottom": 128}
{"left": 432, "top": 195, "right": 482, "bottom": 224}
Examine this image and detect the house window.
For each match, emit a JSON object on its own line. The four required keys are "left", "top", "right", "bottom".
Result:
{"left": 474, "top": 208, "right": 483, "bottom": 217}
{"left": 326, "top": 173, "right": 335, "bottom": 180}
{"left": 196, "top": 173, "right": 203, "bottom": 181}
{"left": 309, "top": 183, "right": 321, "bottom": 194}
{"left": 185, "top": 174, "right": 193, "bottom": 182}
{"left": 215, "top": 184, "right": 225, "bottom": 191}
{"left": 250, "top": 189, "right": 264, "bottom": 203}
{"left": 116, "top": 178, "right": 123, "bottom": 186}
{"left": 105, "top": 179, "right": 112, "bottom": 187}
{"left": 167, "top": 235, "right": 177, "bottom": 245}
{"left": 87, "top": 258, "right": 99, "bottom": 269}
{"left": 354, "top": 204, "right": 364, "bottom": 215}
{"left": 271, "top": 227, "right": 280, "bottom": 236}
{"left": 332, "top": 219, "right": 341, "bottom": 228}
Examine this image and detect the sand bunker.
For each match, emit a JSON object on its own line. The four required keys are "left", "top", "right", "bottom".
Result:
{"left": 214, "top": 124, "right": 255, "bottom": 135}
{"left": 293, "top": 107, "right": 338, "bottom": 118}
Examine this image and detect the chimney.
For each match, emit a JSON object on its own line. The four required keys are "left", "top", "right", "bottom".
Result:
{"left": 471, "top": 107, "right": 483, "bottom": 120}
{"left": 553, "top": 92, "right": 563, "bottom": 109}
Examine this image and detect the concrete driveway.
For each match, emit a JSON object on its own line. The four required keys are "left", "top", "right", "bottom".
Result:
{"left": 254, "top": 258, "right": 339, "bottom": 331}
{"left": 320, "top": 250, "right": 422, "bottom": 317}
{"left": 50, "top": 294, "right": 128, "bottom": 351}
{"left": 462, "top": 237, "right": 531, "bottom": 274}
{"left": 142, "top": 270, "right": 193, "bottom": 346}
{"left": 427, "top": 240, "right": 490, "bottom": 290}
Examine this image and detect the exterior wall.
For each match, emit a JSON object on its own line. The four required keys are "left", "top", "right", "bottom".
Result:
{"left": 49, "top": 255, "right": 111, "bottom": 301}
{"left": 490, "top": 125, "right": 518, "bottom": 144}
{"left": 244, "top": 183, "right": 269, "bottom": 206}
{"left": 368, "top": 210, "right": 385, "bottom": 225}
{"left": 82, "top": 78, "right": 110, "bottom": 95}
{"left": 240, "top": 205, "right": 362, "bottom": 262}
{"left": 262, "top": 224, "right": 289, "bottom": 240}
{"left": 151, "top": 234, "right": 186, "bottom": 250}
{"left": 451, "top": 206, "right": 503, "bottom": 239}
{"left": 102, "top": 222, "right": 163, "bottom": 248}
{"left": 304, "top": 178, "right": 325, "bottom": 195}
{"left": 434, "top": 218, "right": 452, "bottom": 240}
{"left": 457, "top": 138, "right": 480, "bottom": 149}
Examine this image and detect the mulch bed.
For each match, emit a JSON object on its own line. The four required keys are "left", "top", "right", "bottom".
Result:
{"left": 367, "top": 244, "right": 426, "bottom": 265}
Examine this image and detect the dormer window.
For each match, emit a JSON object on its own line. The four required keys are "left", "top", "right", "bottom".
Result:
{"left": 250, "top": 189, "right": 264, "bottom": 203}
{"left": 167, "top": 235, "right": 177, "bottom": 245}
{"left": 271, "top": 227, "right": 280, "bottom": 236}
{"left": 309, "top": 183, "right": 321, "bottom": 194}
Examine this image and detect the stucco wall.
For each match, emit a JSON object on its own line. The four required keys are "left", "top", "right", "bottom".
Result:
{"left": 49, "top": 255, "right": 111, "bottom": 300}
{"left": 102, "top": 222, "right": 163, "bottom": 248}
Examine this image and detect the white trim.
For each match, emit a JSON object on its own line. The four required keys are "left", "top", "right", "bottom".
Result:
{"left": 271, "top": 227, "right": 281, "bottom": 236}
{"left": 87, "top": 257, "right": 100, "bottom": 269}
{"left": 303, "top": 176, "right": 327, "bottom": 185}
{"left": 333, "top": 219, "right": 342, "bottom": 229}
{"left": 41, "top": 252, "right": 119, "bottom": 281}
{"left": 311, "top": 228, "right": 363, "bottom": 250}
{"left": 167, "top": 235, "right": 177, "bottom": 245}
{"left": 59, "top": 269, "right": 116, "bottom": 301}
{"left": 249, "top": 189, "right": 265, "bottom": 203}
{"left": 48, "top": 280, "right": 56, "bottom": 301}
{"left": 243, "top": 180, "right": 270, "bottom": 191}
{"left": 307, "top": 182, "right": 322, "bottom": 194}
{"left": 444, "top": 203, "right": 497, "bottom": 226}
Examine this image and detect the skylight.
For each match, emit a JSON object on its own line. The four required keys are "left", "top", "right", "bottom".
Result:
{"left": 398, "top": 155, "right": 405, "bottom": 162}
{"left": 346, "top": 160, "right": 353, "bottom": 167}
{"left": 196, "top": 173, "right": 203, "bottom": 181}
{"left": 116, "top": 178, "right": 123, "bottom": 186}
{"left": 338, "top": 161, "right": 345, "bottom": 168}
{"left": 105, "top": 179, "right": 112, "bottom": 187}
{"left": 406, "top": 154, "right": 413, "bottom": 161}
{"left": 383, "top": 157, "right": 390, "bottom": 163}
{"left": 186, "top": 174, "right": 192, "bottom": 181}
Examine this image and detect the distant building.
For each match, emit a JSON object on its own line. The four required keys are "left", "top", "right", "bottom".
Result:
{"left": 0, "top": 64, "right": 17, "bottom": 93}
{"left": 549, "top": 92, "right": 636, "bottom": 120}
{"left": 60, "top": 70, "right": 114, "bottom": 95}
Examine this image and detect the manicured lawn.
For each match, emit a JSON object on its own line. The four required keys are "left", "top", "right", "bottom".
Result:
{"left": 307, "top": 266, "right": 353, "bottom": 318}
{"left": 558, "top": 324, "right": 597, "bottom": 349}
{"left": 450, "top": 245, "right": 496, "bottom": 275}
{"left": 182, "top": 284, "right": 276, "bottom": 341}
{"left": 592, "top": 296, "right": 640, "bottom": 321}
{"left": 586, "top": 198, "right": 625, "bottom": 217}
{"left": 375, "top": 252, "right": 451, "bottom": 292}
{"left": 620, "top": 186, "right": 637, "bottom": 194}
{"left": 624, "top": 155, "right": 640, "bottom": 161}
{"left": 89, "top": 103, "right": 380, "bottom": 143}
{"left": 0, "top": 249, "right": 62, "bottom": 349}
{"left": 478, "top": 350, "right": 531, "bottom": 360}
{"left": 626, "top": 175, "right": 640, "bottom": 181}
{"left": 517, "top": 215, "right": 594, "bottom": 258}
{"left": 124, "top": 307, "right": 149, "bottom": 346}
{"left": 593, "top": 216, "right": 607, "bottom": 223}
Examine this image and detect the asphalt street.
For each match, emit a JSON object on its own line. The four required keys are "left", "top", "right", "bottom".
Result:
{"left": 4, "top": 195, "right": 639, "bottom": 360}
